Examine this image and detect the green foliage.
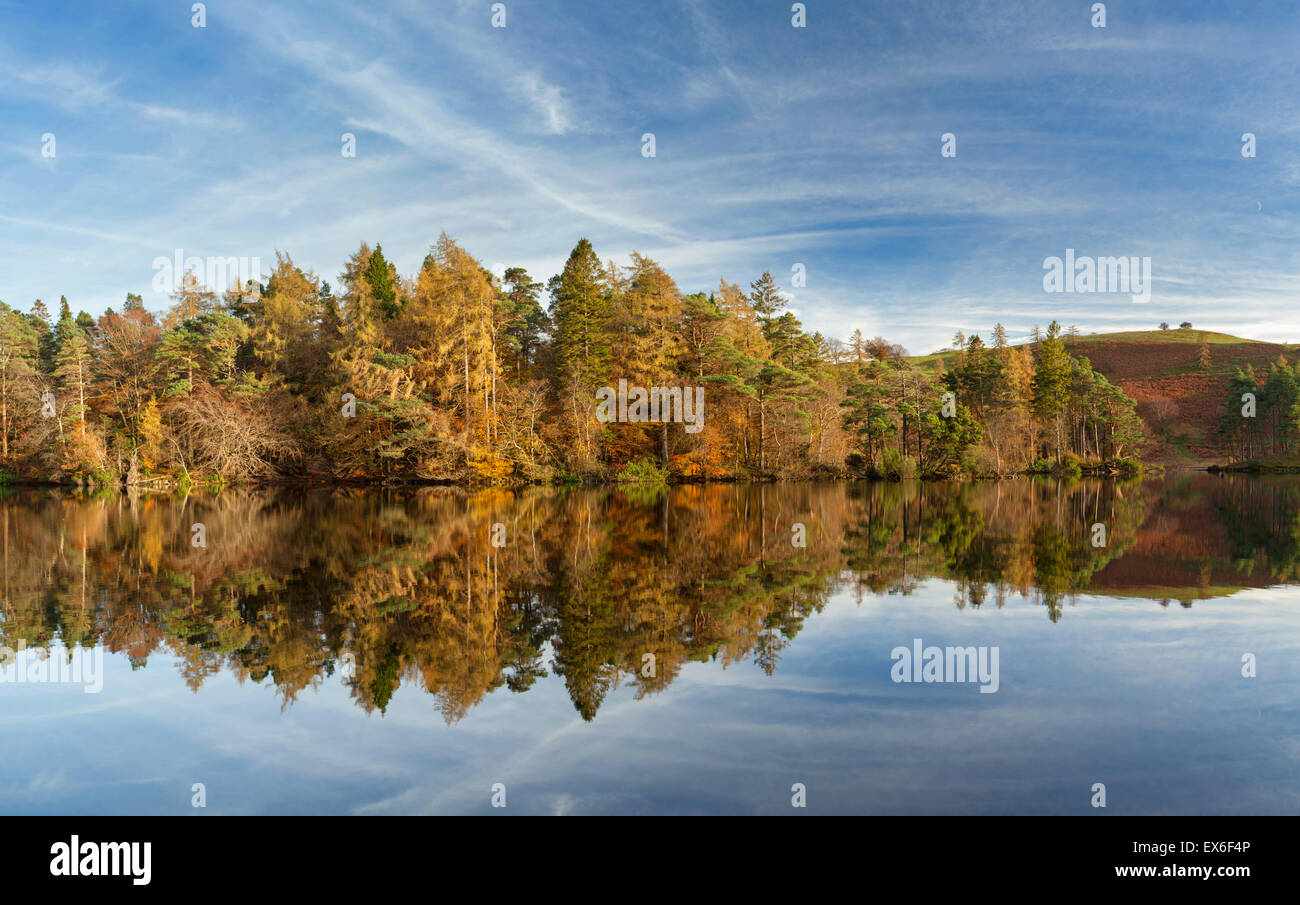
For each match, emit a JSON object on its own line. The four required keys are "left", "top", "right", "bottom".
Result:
{"left": 550, "top": 238, "right": 611, "bottom": 386}
{"left": 1217, "top": 358, "right": 1300, "bottom": 462}
{"left": 364, "top": 244, "right": 400, "bottom": 320}
{"left": 616, "top": 457, "right": 669, "bottom": 485}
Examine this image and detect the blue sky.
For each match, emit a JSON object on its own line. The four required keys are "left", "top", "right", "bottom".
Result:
{"left": 1, "top": 0, "right": 1298, "bottom": 355}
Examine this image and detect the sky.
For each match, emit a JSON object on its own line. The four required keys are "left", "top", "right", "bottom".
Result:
{"left": 1, "top": 0, "right": 1298, "bottom": 356}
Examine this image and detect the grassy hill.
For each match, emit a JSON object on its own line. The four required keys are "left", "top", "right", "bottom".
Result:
{"left": 912, "top": 329, "right": 1300, "bottom": 464}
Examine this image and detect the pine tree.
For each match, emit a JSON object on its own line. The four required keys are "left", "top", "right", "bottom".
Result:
{"left": 679, "top": 292, "right": 726, "bottom": 378}
{"left": 29, "top": 299, "right": 56, "bottom": 374}
{"left": 1032, "top": 321, "right": 1071, "bottom": 461}
{"left": 749, "top": 271, "right": 787, "bottom": 338}
{"left": 499, "top": 267, "right": 547, "bottom": 378}
{"left": 550, "top": 239, "right": 611, "bottom": 387}
{"left": 364, "top": 243, "right": 400, "bottom": 320}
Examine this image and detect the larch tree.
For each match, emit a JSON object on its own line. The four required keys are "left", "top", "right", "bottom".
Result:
{"left": 0, "top": 302, "right": 41, "bottom": 463}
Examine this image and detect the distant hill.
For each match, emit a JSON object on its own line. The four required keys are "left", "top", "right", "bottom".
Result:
{"left": 913, "top": 329, "right": 1300, "bottom": 465}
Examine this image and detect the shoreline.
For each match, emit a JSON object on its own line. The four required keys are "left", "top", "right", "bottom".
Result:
{"left": 1, "top": 469, "right": 1163, "bottom": 492}
{"left": 14, "top": 461, "right": 1300, "bottom": 492}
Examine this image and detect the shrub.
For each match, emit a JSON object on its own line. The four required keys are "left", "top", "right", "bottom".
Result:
{"left": 880, "top": 448, "right": 915, "bottom": 479}
{"left": 898, "top": 454, "right": 917, "bottom": 480}
{"left": 616, "top": 458, "right": 669, "bottom": 485}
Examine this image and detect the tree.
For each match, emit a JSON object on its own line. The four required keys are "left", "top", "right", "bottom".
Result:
{"left": 0, "top": 302, "right": 41, "bottom": 462}
{"left": 1032, "top": 322, "right": 1071, "bottom": 461}
{"left": 364, "top": 243, "right": 400, "bottom": 320}
{"left": 1218, "top": 366, "right": 1260, "bottom": 460}
{"left": 749, "top": 271, "right": 787, "bottom": 337}
{"left": 159, "top": 312, "right": 247, "bottom": 397}
{"left": 53, "top": 307, "right": 102, "bottom": 473}
{"left": 848, "top": 329, "right": 870, "bottom": 366}
{"left": 498, "top": 267, "right": 548, "bottom": 378}
{"left": 408, "top": 233, "right": 499, "bottom": 455}
{"left": 946, "top": 334, "right": 1001, "bottom": 421}
{"left": 550, "top": 239, "right": 611, "bottom": 388}
{"left": 252, "top": 253, "right": 327, "bottom": 395}
{"left": 94, "top": 303, "right": 164, "bottom": 450}
{"left": 137, "top": 397, "right": 164, "bottom": 469}
{"left": 745, "top": 359, "right": 810, "bottom": 475}
{"left": 338, "top": 243, "right": 384, "bottom": 351}
{"left": 29, "top": 299, "right": 55, "bottom": 373}
{"left": 54, "top": 306, "right": 92, "bottom": 439}
{"left": 168, "top": 270, "right": 218, "bottom": 322}
{"left": 679, "top": 292, "right": 726, "bottom": 379}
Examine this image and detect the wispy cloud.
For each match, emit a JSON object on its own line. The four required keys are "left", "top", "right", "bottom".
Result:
{"left": 0, "top": 0, "right": 1297, "bottom": 353}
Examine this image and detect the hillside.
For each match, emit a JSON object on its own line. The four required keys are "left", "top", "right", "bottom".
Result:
{"left": 913, "top": 329, "right": 1300, "bottom": 464}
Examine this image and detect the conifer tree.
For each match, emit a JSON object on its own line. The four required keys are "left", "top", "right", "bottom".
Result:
{"left": 1032, "top": 322, "right": 1071, "bottom": 461}
{"left": 749, "top": 271, "right": 787, "bottom": 338}
{"left": 550, "top": 239, "right": 611, "bottom": 387}
{"left": 364, "top": 243, "right": 400, "bottom": 320}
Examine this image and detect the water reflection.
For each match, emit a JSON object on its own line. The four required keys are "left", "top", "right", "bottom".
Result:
{"left": 1, "top": 473, "right": 1297, "bottom": 722}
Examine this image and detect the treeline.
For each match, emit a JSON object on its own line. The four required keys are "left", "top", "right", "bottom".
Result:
{"left": 842, "top": 321, "right": 1143, "bottom": 478}
{"left": 1217, "top": 358, "right": 1300, "bottom": 461}
{"left": 0, "top": 236, "right": 1143, "bottom": 485}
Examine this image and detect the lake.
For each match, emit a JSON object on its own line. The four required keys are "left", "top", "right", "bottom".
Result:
{"left": 1, "top": 473, "right": 1297, "bottom": 815}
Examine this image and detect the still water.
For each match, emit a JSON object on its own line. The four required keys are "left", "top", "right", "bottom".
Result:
{"left": 1, "top": 474, "right": 1296, "bottom": 814}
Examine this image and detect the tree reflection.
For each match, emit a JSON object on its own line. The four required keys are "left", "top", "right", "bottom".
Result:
{"left": 1, "top": 474, "right": 1295, "bottom": 720}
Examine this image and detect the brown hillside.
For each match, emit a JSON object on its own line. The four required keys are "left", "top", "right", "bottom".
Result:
{"left": 1065, "top": 338, "right": 1296, "bottom": 462}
